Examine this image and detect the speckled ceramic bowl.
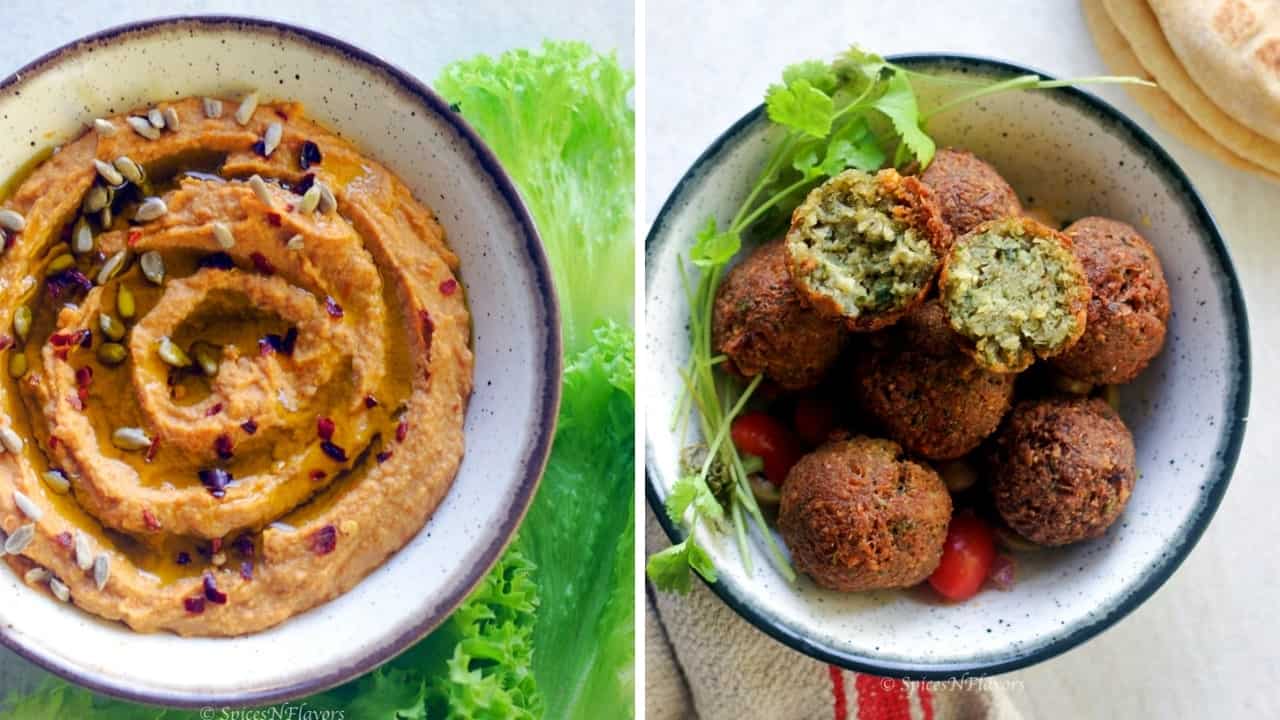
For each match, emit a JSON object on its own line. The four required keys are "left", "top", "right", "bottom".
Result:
{"left": 0, "top": 16, "right": 559, "bottom": 705}
{"left": 646, "top": 54, "right": 1249, "bottom": 677}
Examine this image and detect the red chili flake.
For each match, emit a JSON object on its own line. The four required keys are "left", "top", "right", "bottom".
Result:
{"left": 202, "top": 572, "right": 228, "bottom": 604}
{"left": 309, "top": 469, "right": 327, "bottom": 482}
{"left": 240, "top": 560, "right": 254, "bottom": 581}
{"left": 75, "top": 366, "right": 93, "bottom": 388}
{"left": 250, "top": 251, "right": 276, "bottom": 274}
{"left": 176, "top": 551, "right": 191, "bottom": 565}
{"left": 145, "top": 438, "right": 160, "bottom": 462}
{"left": 316, "top": 416, "right": 335, "bottom": 441}
{"left": 184, "top": 596, "right": 206, "bottom": 614}
{"left": 364, "top": 395, "right": 378, "bottom": 409}
{"left": 324, "top": 296, "right": 344, "bottom": 319}
{"left": 67, "top": 392, "right": 84, "bottom": 411}
{"left": 241, "top": 418, "right": 259, "bottom": 435}
{"left": 205, "top": 403, "right": 224, "bottom": 417}
{"left": 214, "top": 434, "right": 234, "bottom": 460}
{"left": 127, "top": 230, "right": 142, "bottom": 247}
{"left": 55, "top": 531, "right": 73, "bottom": 550}
{"left": 376, "top": 450, "right": 393, "bottom": 464}
{"left": 308, "top": 525, "right": 337, "bottom": 555}
{"left": 210, "top": 538, "right": 223, "bottom": 554}
{"left": 439, "top": 278, "right": 458, "bottom": 295}
{"left": 419, "top": 310, "right": 435, "bottom": 348}
{"left": 265, "top": 213, "right": 283, "bottom": 228}
{"left": 320, "top": 441, "right": 348, "bottom": 463}
{"left": 395, "top": 421, "right": 408, "bottom": 443}
{"left": 48, "top": 436, "right": 59, "bottom": 450}
{"left": 0, "top": 335, "right": 12, "bottom": 351}
{"left": 142, "top": 509, "right": 161, "bottom": 531}
{"left": 53, "top": 347, "right": 69, "bottom": 361}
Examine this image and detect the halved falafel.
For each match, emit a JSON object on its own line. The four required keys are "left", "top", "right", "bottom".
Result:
{"left": 940, "top": 217, "right": 1090, "bottom": 373}
{"left": 712, "top": 239, "right": 848, "bottom": 389}
{"left": 1050, "top": 217, "right": 1171, "bottom": 385}
{"left": 989, "top": 396, "right": 1136, "bottom": 546}
{"left": 920, "top": 148, "right": 1023, "bottom": 235}
{"left": 785, "top": 169, "right": 952, "bottom": 332}
{"left": 854, "top": 301, "right": 1016, "bottom": 460}
{"left": 778, "top": 436, "right": 952, "bottom": 592}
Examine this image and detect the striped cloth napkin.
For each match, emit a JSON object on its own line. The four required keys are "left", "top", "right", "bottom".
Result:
{"left": 645, "top": 510, "right": 1023, "bottom": 720}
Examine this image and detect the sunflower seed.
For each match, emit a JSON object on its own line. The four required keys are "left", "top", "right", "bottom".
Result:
{"left": 262, "top": 122, "right": 283, "bottom": 157}
{"left": 202, "top": 97, "right": 223, "bottom": 118}
{"left": 93, "top": 118, "right": 117, "bottom": 136}
{"left": 0, "top": 209, "right": 25, "bottom": 232}
{"left": 269, "top": 521, "right": 296, "bottom": 533}
{"left": 97, "top": 250, "right": 128, "bottom": 284}
{"left": 157, "top": 337, "right": 191, "bottom": 367}
{"left": 135, "top": 197, "right": 167, "bottom": 222}
{"left": 286, "top": 234, "right": 305, "bottom": 251}
{"left": 111, "top": 426, "right": 151, "bottom": 451}
{"left": 212, "top": 222, "right": 235, "bottom": 249}
{"left": 235, "top": 91, "right": 259, "bottom": 125}
{"left": 113, "top": 155, "right": 145, "bottom": 185}
{"left": 49, "top": 577, "right": 70, "bottom": 602}
{"left": 24, "top": 566, "right": 48, "bottom": 584}
{"left": 72, "top": 217, "right": 94, "bottom": 254}
{"left": 140, "top": 251, "right": 164, "bottom": 284}
{"left": 13, "top": 306, "right": 32, "bottom": 342}
{"left": 147, "top": 108, "right": 165, "bottom": 129}
{"left": 163, "top": 107, "right": 181, "bottom": 131}
{"left": 99, "top": 205, "right": 113, "bottom": 228}
{"left": 316, "top": 182, "right": 337, "bottom": 214}
{"left": 93, "top": 553, "right": 110, "bottom": 589}
{"left": 14, "top": 490, "right": 42, "bottom": 521}
{"left": 127, "top": 116, "right": 160, "bottom": 140}
{"left": 41, "top": 470, "right": 70, "bottom": 494}
{"left": 83, "top": 184, "right": 109, "bottom": 213}
{"left": 248, "top": 174, "right": 274, "bottom": 207}
{"left": 4, "top": 523, "right": 34, "bottom": 553}
{"left": 74, "top": 531, "right": 93, "bottom": 570}
{"left": 93, "top": 159, "right": 124, "bottom": 186}
{"left": 297, "top": 184, "right": 321, "bottom": 214}
{"left": 0, "top": 425, "right": 23, "bottom": 454}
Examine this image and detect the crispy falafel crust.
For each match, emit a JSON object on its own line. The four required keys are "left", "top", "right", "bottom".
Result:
{"left": 989, "top": 396, "right": 1136, "bottom": 546}
{"left": 920, "top": 148, "right": 1023, "bottom": 235}
{"left": 779, "top": 436, "right": 952, "bottom": 592}
{"left": 712, "top": 239, "right": 848, "bottom": 389}
{"left": 785, "top": 169, "right": 952, "bottom": 332}
{"left": 1050, "top": 217, "right": 1171, "bottom": 385}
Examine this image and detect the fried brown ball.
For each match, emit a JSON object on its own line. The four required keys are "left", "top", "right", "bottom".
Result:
{"left": 779, "top": 436, "right": 952, "bottom": 591}
{"left": 712, "top": 239, "right": 848, "bottom": 390}
{"left": 785, "top": 169, "right": 952, "bottom": 332}
{"left": 920, "top": 148, "right": 1023, "bottom": 235}
{"left": 989, "top": 396, "right": 1136, "bottom": 546}
{"left": 1050, "top": 217, "right": 1171, "bottom": 385}
{"left": 854, "top": 301, "right": 1016, "bottom": 460}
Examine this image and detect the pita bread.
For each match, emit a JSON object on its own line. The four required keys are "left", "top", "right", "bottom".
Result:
{"left": 1104, "top": 0, "right": 1280, "bottom": 175}
{"left": 1083, "top": 0, "right": 1280, "bottom": 180}
{"left": 1150, "top": 0, "right": 1280, "bottom": 145}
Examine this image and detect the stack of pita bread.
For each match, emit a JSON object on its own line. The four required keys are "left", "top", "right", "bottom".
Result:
{"left": 1084, "top": 0, "right": 1280, "bottom": 181}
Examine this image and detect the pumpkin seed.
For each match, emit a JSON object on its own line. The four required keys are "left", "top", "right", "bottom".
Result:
{"left": 0, "top": 209, "right": 26, "bottom": 232}
{"left": 93, "top": 118, "right": 117, "bottom": 136}
{"left": 262, "top": 122, "right": 283, "bottom": 156}
{"left": 234, "top": 91, "right": 259, "bottom": 125}
{"left": 45, "top": 254, "right": 75, "bottom": 276}
{"left": 111, "top": 426, "right": 151, "bottom": 451}
{"left": 147, "top": 108, "right": 165, "bottom": 129}
{"left": 286, "top": 234, "right": 305, "bottom": 251}
{"left": 212, "top": 222, "right": 235, "bottom": 249}
{"left": 13, "top": 306, "right": 32, "bottom": 342}
{"left": 72, "top": 217, "right": 94, "bottom": 254}
{"left": 135, "top": 197, "right": 167, "bottom": 222}
{"left": 4, "top": 523, "right": 34, "bottom": 554}
{"left": 49, "top": 577, "right": 70, "bottom": 602}
{"left": 297, "top": 184, "right": 321, "bottom": 214}
{"left": 8, "top": 353, "right": 27, "bottom": 379}
{"left": 0, "top": 426, "right": 24, "bottom": 454}
{"left": 99, "top": 313, "right": 125, "bottom": 341}
{"left": 116, "top": 284, "right": 136, "bottom": 319}
{"left": 97, "top": 342, "right": 127, "bottom": 366}
{"left": 163, "top": 107, "right": 181, "bottom": 131}
{"left": 93, "top": 553, "right": 110, "bottom": 589}
{"left": 248, "top": 174, "right": 274, "bottom": 207}
{"left": 140, "top": 251, "right": 165, "bottom": 284}
{"left": 14, "top": 490, "right": 42, "bottom": 521}
{"left": 203, "top": 97, "right": 224, "bottom": 118}
{"left": 126, "top": 116, "right": 160, "bottom": 140}
{"left": 97, "top": 250, "right": 128, "bottom": 285}
{"left": 24, "top": 566, "right": 49, "bottom": 584}
{"left": 93, "top": 158, "right": 124, "bottom": 186}
{"left": 191, "top": 341, "right": 221, "bottom": 377}
{"left": 113, "top": 155, "right": 145, "bottom": 185}
{"left": 74, "top": 531, "right": 93, "bottom": 570}
{"left": 41, "top": 470, "right": 70, "bottom": 494}
{"left": 158, "top": 336, "right": 191, "bottom": 367}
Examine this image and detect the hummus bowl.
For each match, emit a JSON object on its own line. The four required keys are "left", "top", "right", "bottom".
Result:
{"left": 0, "top": 17, "right": 558, "bottom": 704}
{"left": 646, "top": 55, "right": 1249, "bottom": 676}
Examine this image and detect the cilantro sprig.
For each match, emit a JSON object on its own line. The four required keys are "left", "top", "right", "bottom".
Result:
{"left": 648, "top": 46, "right": 1151, "bottom": 594}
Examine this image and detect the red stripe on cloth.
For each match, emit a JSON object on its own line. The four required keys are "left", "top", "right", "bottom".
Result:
{"left": 829, "top": 665, "right": 848, "bottom": 720}
{"left": 854, "top": 674, "right": 912, "bottom": 720}
{"left": 918, "top": 681, "right": 935, "bottom": 720}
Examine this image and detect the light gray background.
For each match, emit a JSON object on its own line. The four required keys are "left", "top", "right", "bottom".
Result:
{"left": 647, "top": 1, "right": 1278, "bottom": 718}
{"left": 0, "top": 0, "right": 631, "bottom": 702}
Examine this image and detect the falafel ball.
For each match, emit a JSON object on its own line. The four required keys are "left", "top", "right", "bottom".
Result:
{"left": 989, "top": 396, "right": 1136, "bottom": 546}
{"left": 779, "top": 436, "right": 952, "bottom": 592}
{"left": 939, "top": 217, "right": 1091, "bottom": 373}
{"left": 712, "top": 239, "right": 848, "bottom": 390}
{"left": 920, "top": 148, "right": 1023, "bottom": 235}
{"left": 785, "top": 169, "right": 952, "bottom": 332}
{"left": 854, "top": 301, "right": 1016, "bottom": 460}
{"left": 1050, "top": 217, "right": 1171, "bottom": 385}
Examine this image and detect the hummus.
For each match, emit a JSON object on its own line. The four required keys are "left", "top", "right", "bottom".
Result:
{"left": 0, "top": 95, "right": 473, "bottom": 636}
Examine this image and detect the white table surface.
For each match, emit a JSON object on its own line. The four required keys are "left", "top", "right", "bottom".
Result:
{"left": 647, "top": 1, "right": 1279, "bottom": 718}
{"left": 0, "top": 0, "right": 630, "bottom": 702}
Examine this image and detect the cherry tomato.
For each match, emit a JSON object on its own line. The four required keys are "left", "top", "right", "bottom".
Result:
{"left": 928, "top": 511, "right": 996, "bottom": 601}
{"left": 792, "top": 394, "right": 836, "bottom": 447}
{"left": 731, "top": 412, "right": 802, "bottom": 485}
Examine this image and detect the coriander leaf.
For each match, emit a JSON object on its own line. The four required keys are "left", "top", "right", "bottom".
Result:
{"left": 791, "top": 143, "right": 825, "bottom": 180}
{"left": 821, "top": 117, "right": 886, "bottom": 175}
{"left": 686, "top": 539, "right": 717, "bottom": 582}
{"left": 647, "top": 536, "right": 718, "bottom": 595}
{"left": 783, "top": 60, "right": 838, "bottom": 94}
{"left": 666, "top": 474, "right": 699, "bottom": 523}
{"left": 765, "top": 79, "right": 834, "bottom": 138}
{"left": 834, "top": 46, "right": 888, "bottom": 82}
{"left": 691, "top": 216, "right": 741, "bottom": 267}
{"left": 873, "top": 70, "right": 935, "bottom": 167}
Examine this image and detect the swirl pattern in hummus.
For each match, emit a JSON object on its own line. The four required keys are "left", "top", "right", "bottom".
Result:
{"left": 0, "top": 96, "right": 473, "bottom": 636}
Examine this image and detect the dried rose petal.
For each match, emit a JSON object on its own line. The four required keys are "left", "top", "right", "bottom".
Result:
{"left": 309, "top": 469, "right": 327, "bottom": 482}
{"left": 241, "top": 418, "right": 258, "bottom": 435}
{"left": 258, "top": 337, "right": 276, "bottom": 356}
{"left": 364, "top": 395, "right": 378, "bottom": 409}
{"left": 439, "top": 278, "right": 458, "bottom": 295}
{"left": 127, "top": 230, "right": 142, "bottom": 247}
{"left": 205, "top": 403, "right": 224, "bottom": 417}
{"left": 49, "top": 333, "right": 74, "bottom": 347}
{"left": 308, "top": 525, "right": 337, "bottom": 555}
{"left": 203, "top": 572, "right": 228, "bottom": 604}
{"left": 67, "top": 392, "right": 84, "bottom": 411}
{"left": 294, "top": 173, "right": 316, "bottom": 195}
{"left": 299, "top": 141, "right": 323, "bottom": 170}
{"left": 376, "top": 450, "right": 393, "bottom": 464}
{"left": 210, "top": 538, "right": 223, "bottom": 554}
{"left": 240, "top": 560, "right": 254, "bottom": 581}
{"left": 184, "top": 596, "right": 206, "bottom": 614}
{"left": 75, "top": 366, "right": 93, "bottom": 388}
{"left": 55, "top": 531, "right": 73, "bottom": 550}
{"left": 395, "top": 421, "right": 408, "bottom": 444}
{"left": 316, "top": 416, "right": 335, "bottom": 441}
{"left": 324, "top": 296, "right": 344, "bottom": 319}
{"left": 145, "top": 438, "right": 160, "bottom": 462}
{"left": 142, "top": 509, "right": 161, "bottom": 530}
{"left": 214, "top": 434, "right": 234, "bottom": 460}
{"left": 198, "top": 468, "right": 232, "bottom": 498}
{"left": 232, "top": 533, "right": 254, "bottom": 557}
{"left": 250, "top": 251, "right": 276, "bottom": 274}
{"left": 251, "top": 140, "right": 267, "bottom": 156}
{"left": 320, "top": 441, "right": 347, "bottom": 463}
{"left": 0, "top": 335, "right": 12, "bottom": 351}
